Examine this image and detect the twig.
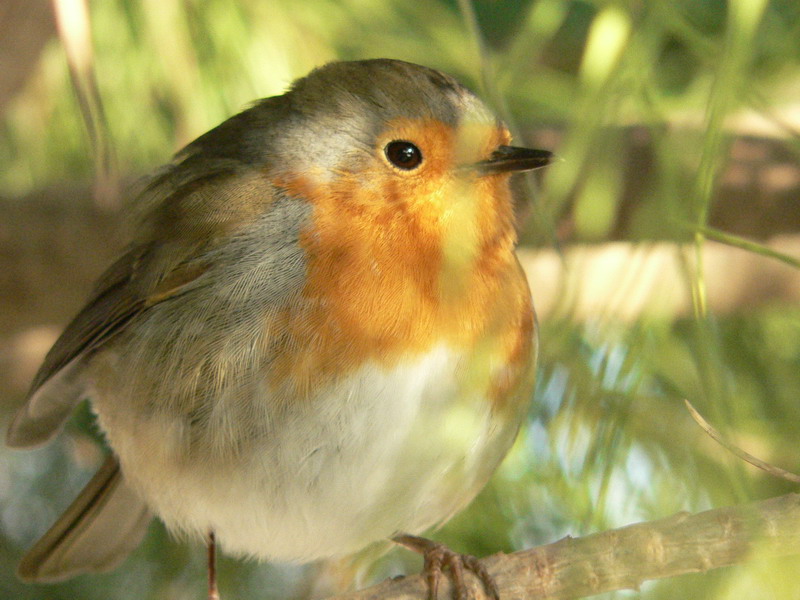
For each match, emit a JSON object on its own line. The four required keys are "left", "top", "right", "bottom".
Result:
{"left": 684, "top": 399, "right": 800, "bottom": 483}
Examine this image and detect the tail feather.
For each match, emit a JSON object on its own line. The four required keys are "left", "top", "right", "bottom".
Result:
{"left": 18, "top": 455, "right": 152, "bottom": 582}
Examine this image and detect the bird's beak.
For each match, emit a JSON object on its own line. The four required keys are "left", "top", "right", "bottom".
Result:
{"left": 472, "top": 145, "right": 553, "bottom": 175}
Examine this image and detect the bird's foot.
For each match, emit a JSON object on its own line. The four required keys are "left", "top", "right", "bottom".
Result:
{"left": 393, "top": 534, "right": 499, "bottom": 600}
{"left": 208, "top": 531, "right": 220, "bottom": 600}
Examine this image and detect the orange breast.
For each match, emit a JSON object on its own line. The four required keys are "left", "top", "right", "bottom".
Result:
{"left": 266, "top": 127, "right": 535, "bottom": 410}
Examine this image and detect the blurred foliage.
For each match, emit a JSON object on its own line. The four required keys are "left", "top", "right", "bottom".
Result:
{"left": 1, "top": 0, "right": 800, "bottom": 599}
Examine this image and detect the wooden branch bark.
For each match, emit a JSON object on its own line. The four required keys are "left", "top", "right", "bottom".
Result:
{"left": 518, "top": 235, "right": 800, "bottom": 322}
{"left": 329, "top": 493, "right": 800, "bottom": 600}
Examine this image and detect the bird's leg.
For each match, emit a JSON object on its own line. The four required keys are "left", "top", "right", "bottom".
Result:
{"left": 208, "top": 531, "right": 220, "bottom": 600}
{"left": 392, "top": 534, "right": 500, "bottom": 600}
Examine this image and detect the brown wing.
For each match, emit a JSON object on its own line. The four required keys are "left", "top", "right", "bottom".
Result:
{"left": 6, "top": 161, "right": 247, "bottom": 449}
{"left": 6, "top": 248, "right": 148, "bottom": 448}
{"left": 6, "top": 243, "right": 209, "bottom": 448}
{"left": 35, "top": 248, "right": 148, "bottom": 393}
{"left": 7, "top": 101, "right": 288, "bottom": 448}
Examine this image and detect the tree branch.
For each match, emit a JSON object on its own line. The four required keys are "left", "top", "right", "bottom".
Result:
{"left": 330, "top": 493, "right": 800, "bottom": 600}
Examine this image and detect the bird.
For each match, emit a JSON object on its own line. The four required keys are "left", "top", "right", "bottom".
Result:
{"left": 7, "top": 58, "right": 551, "bottom": 599}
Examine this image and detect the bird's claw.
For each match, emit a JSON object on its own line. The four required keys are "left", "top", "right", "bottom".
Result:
{"left": 393, "top": 534, "right": 500, "bottom": 600}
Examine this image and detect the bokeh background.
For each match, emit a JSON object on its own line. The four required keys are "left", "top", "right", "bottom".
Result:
{"left": 2, "top": 0, "right": 800, "bottom": 598}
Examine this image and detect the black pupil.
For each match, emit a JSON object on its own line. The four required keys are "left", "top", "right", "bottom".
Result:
{"left": 385, "top": 141, "right": 422, "bottom": 170}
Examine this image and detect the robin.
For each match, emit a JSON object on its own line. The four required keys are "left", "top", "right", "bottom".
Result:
{"left": 7, "top": 58, "right": 551, "bottom": 599}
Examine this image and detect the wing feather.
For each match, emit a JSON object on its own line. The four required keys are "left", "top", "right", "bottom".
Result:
{"left": 7, "top": 249, "right": 148, "bottom": 447}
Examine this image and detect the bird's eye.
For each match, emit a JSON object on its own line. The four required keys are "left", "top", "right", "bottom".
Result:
{"left": 385, "top": 141, "right": 423, "bottom": 170}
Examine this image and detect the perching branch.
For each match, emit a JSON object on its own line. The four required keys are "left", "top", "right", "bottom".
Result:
{"left": 330, "top": 493, "right": 800, "bottom": 600}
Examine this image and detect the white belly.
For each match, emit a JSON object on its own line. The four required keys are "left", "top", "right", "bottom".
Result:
{"left": 92, "top": 345, "right": 520, "bottom": 562}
